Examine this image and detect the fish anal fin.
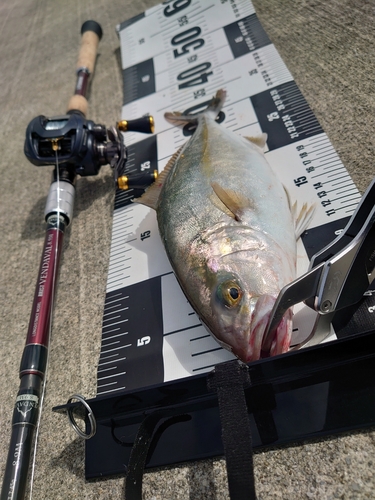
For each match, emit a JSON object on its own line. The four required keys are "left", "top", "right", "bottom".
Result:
{"left": 211, "top": 181, "right": 253, "bottom": 221}
{"left": 293, "top": 201, "right": 316, "bottom": 239}
{"left": 245, "top": 133, "right": 268, "bottom": 150}
{"left": 134, "top": 145, "right": 184, "bottom": 210}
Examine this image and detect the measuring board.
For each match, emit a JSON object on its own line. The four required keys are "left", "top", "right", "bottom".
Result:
{"left": 96, "top": 0, "right": 368, "bottom": 397}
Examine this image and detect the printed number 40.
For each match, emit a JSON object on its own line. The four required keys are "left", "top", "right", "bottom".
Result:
{"left": 137, "top": 336, "right": 151, "bottom": 346}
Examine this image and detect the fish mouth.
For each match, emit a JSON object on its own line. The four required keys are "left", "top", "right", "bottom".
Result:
{"left": 240, "top": 295, "right": 293, "bottom": 363}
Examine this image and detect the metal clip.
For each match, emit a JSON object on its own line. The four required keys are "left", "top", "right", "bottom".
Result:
{"left": 262, "top": 177, "right": 375, "bottom": 353}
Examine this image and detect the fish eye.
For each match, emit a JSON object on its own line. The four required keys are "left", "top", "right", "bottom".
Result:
{"left": 216, "top": 280, "right": 243, "bottom": 308}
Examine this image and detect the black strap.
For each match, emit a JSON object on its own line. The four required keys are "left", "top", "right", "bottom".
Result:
{"left": 125, "top": 359, "right": 256, "bottom": 500}
{"left": 208, "top": 360, "right": 257, "bottom": 500}
{"left": 124, "top": 412, "right": 190, "bottom": 500}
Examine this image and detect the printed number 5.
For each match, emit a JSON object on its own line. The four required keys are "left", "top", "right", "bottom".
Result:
{"left": 137, "top": 336, "right": 151, "bottom": 347}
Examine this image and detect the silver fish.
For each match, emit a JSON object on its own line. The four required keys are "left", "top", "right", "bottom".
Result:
{"left": 135, "top": 90, "right": 312, "bottom": 362}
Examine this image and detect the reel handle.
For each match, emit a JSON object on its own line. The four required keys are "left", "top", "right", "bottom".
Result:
{"left": 67, "top": 20, "right": 103, "bottom": 116}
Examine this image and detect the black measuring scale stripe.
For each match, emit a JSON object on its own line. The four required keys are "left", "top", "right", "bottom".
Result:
{"left": 96, "top": 0, "right": 366, "bottom": 401}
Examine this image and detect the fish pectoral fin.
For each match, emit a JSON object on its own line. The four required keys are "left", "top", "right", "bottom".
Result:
{"left": 244, "top": 133, "right": 268, "bottom": 150}
{"left": 284, "top": 186, "right": 316, "bottom": 239}
{"left": 133, "top": 145, "right": 184, "bottom": 210}
{"left": 211, "top": 182, "right": 253, "bottom": 221}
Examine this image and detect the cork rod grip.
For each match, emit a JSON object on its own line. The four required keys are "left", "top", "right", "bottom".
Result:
{"left": 76, "top": 29, "right": 101, "bottom": 73}
{"left": 67, "top": 20, "right": 103, "bottom": 116}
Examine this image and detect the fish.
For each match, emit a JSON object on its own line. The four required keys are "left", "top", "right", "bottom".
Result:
{"left": 135, "top": 90, "right": 313, "bottom": 362}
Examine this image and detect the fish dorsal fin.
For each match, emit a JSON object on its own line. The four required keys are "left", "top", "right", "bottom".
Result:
{"left": 211, "top": 182, "right": 253, "bottom": 221}
{"left": 164, "top": 89, "right": 226, "bottom": 125}
{"left": 284, "top": 186, "right": 316, "bottom": 238}
{"left": 245, "top": 133, "right": 268, "bottom": 150}
{"left": 133, "top": 145, "right": 184, "bottom": 210}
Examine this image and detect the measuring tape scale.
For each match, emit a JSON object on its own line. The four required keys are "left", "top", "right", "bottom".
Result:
{"left": 96, "top": 0, "right": 364, "bottom": 396}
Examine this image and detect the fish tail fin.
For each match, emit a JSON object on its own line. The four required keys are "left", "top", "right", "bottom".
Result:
{"left": 164, "top": 89, "right": 226, "bottom": 125}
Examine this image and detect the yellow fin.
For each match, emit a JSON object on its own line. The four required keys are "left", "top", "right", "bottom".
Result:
{"left": 245, "top": 133, "right": 268, "bottom": 150}
{"left": 211, "top": 182, "right": 253, "bottom": 221}
{"left": 133, "top": 145, "right": 184, "bottom": 210}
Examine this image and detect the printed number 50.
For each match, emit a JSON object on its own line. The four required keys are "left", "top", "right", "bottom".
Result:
{"left": 137, "top": 336, "right": 151, "bottom": 347}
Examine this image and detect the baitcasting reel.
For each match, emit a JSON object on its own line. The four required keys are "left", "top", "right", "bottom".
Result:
{"left": 24, "top": 110, "right": 156, "bottom": 189}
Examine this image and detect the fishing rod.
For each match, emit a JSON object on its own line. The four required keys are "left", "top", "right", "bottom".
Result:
{"left": 1, "top": 20, "right": 154, "bottom": 500}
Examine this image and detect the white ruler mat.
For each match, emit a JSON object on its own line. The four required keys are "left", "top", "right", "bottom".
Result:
{"left": 96, "top": 0, "right": 361, "bottom": 396}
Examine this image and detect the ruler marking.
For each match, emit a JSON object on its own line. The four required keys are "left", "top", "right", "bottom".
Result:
{"left": 108, "top": 266, "right": 131, "bottom": 277}
{"left": 103, "top": 319, "right": 129, "bottom": 328}
{"left": 97, "top": 371, "right": 127, "bottom": 381}
{"left": 192, "top": 347, "right": 223, "bottom": 357}
{"left": 102, "top": 327, "right": 121, "bottom": 335}
{"left": 97, "top": 381, "right": 118, "bottom": 389}
{"left": 108, "top": 272, "right": 131, "bottom": 283}
{"left": 154, "top": 4, "right": 213, "bottom": 35}
{"left": 99, "top": 354, "right": 118, "bottom": 362}
{"left": 101, "top": 343, "right": 132, "bottom": 354}
{"left": 318, "top": 160, "right": 341, "bottom": 169}
{"left": 325, "top": 184, "right": 354, "bottom": 194}
{"left": 98, "top": 357, "right": 127, "bottom": 367}
{"left": 233, "top": 121, "right": 259, "bottom": 133}
{"left": 331, "top": 194, "right": 360, "bottom": 204}
{"left": 331, "top": 175, "right": 352, "bottom": 185}
{"left": 310, "top": 144, "right": 333, "bottom": 154}
{"left": 111, "top": 240, "right": 128, "bottom": 250}
{"left": 309, "top": 137, "right": 329, "bottom": 147}
{"left": 316, "top": 154, "right": 338, "bottom": 162}
{"left": 108, "top": 261, "right": 132, "bottom": 272}
{"left": 332, "top": 188, "right": 358, "bottom": 197}
{"left": 107, "top": 276, "right": 131, "bottom": 285}
{"left": 112, "top": 218, "right": 133, "bottom": 229}
{"left": 190, "top": 334, "right": 211, "bottom": 342}
{"left": 108, "top": 258, "right": 129, "bottom": 269}
{"left": 101, "top": 341, "right": 121, "bottom": 348}
{"left": 97, "top": 366, "right": 117, "bottom": 374}
{"left": 105, "top": 295, "right": 129, "bottom": 306}
{"left": 301, "top": 125, "right": 325, "bottom": 136}
{"left": 103, "top": 314, "right": 122, "bottom": 323}
{"left": 110, "top": 248, "right": 131, "bottom": 258}
{"left": 193, "top": 363, "right": 218, "bottom": 372}
{"left": 97, "top": 386, "right": 126, "bottom": 395}
{"left": 325, "top": 167, "right": 347, "bottom": 176}
{"left": 164, "top": 324, "right": 202, "bottom": 337}
{"left": 101, "top": 332, "right": 130, "bottom": 341}
{"left": 103, "top": 307, "right": 129, "bottom": 317}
